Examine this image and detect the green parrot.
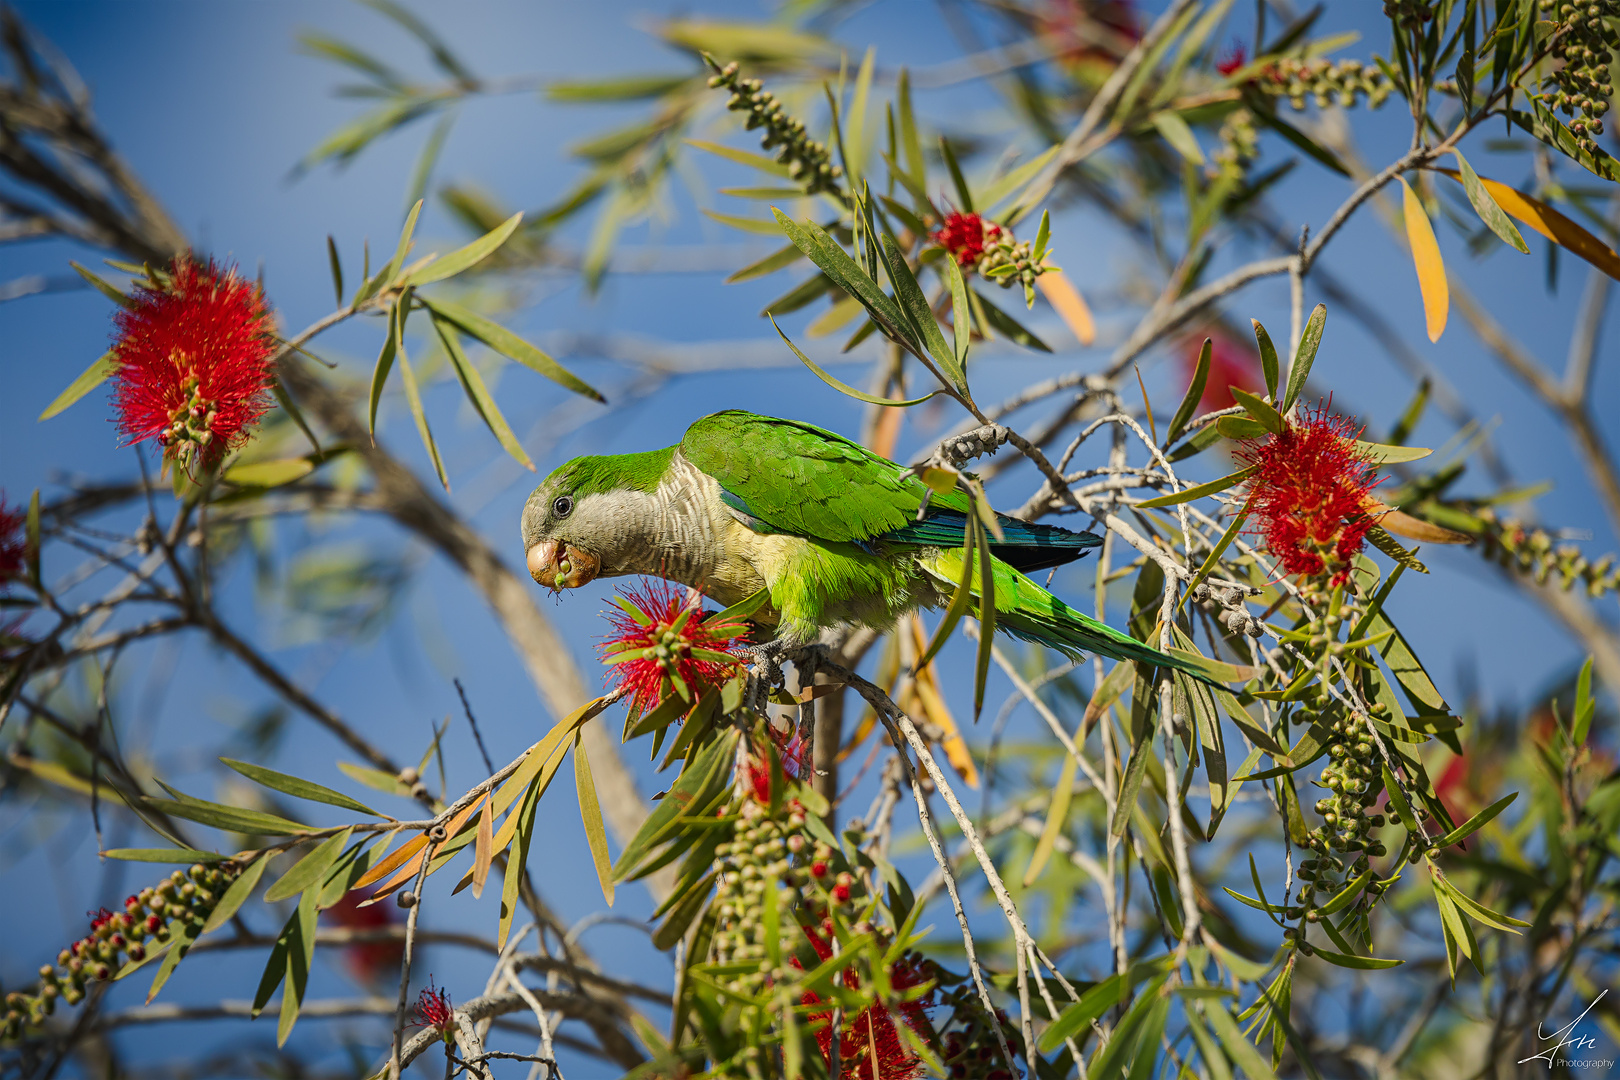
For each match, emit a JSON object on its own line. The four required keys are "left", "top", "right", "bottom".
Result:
{"left": 521, "top": 410, "right": 1204, "bottom": 674}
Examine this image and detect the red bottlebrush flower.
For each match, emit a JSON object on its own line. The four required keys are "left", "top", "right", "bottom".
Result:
{"left": 88, "top": 908, "right": 116, "bottom": 931}
{"left": 322, "top": 890, "right": 404, "bottom": 985}
{"left": 1216, "top": 40, "right": 1247, "bottom": 76}
{"left": 598, "top": 580, "right": 749, "bottom": 714}
{"left": 1236, "top": 405, "right": 1380, "bottom": 587}
{"left": 411, "top": 978, "right": 455, "bottom": 1042}
{"left": 934, "top": 212, "right": 1001, "bottom": 268}
{"left": 111, "top": 255, "right": 276, "bottom": 472}
{"left": 796, "top": 934, "right": 934, "bottom": 1080}
{"left": 0, "top": 496, "right": 24, "bottom": 584}
{"left": 1180, "top": 331, "right": 1262, "bottom": 414}
{"left": 745, "top": 727, "right": 808, "bottom": 803}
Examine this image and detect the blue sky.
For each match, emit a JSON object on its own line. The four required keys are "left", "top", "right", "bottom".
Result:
{"left": 2, "top": 1, "right": 1616, "bottom": 1074}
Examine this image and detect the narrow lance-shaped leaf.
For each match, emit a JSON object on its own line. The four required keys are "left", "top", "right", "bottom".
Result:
{"left": 470, "top": 795, "right": 495, "bottom": 900}
{"left": 394, "top": 300, "right": 451, "bottom": 490}
{"left": 1282, "top": 304, "right": 1326, "bottom": 412}
{"left": 409, "top": 210, "right": 524, "bottom": 286}
{"left": 433, "top": 315, "right": 534, "bottom": 470}
{"left": 770, "top": 316, "right": 941, "bottom": 407}
{"left": 1447, "top": 149, "right": 1528, "bottom": 253}
{"left": 418, "top": 293, "right": 605, "bottom": 402}
{"left": 366, "top": 301, "right": 399, "bottom": 438}
{"left": 70, "top": 261, "right": 134, "bottom": 308}
{"left": 916, "top": 515, "right": 978, "bottom": 671}
{"left": 1253, "top": 319, "right": 1280, "bottom": 400}
{"left": 879, "top": 231, "right": 964, "bottom": 391}
{"left": 265, "top": 828, "right": 353, "bottom": 904}
{"left": 1037, "top": 272, "right": 1095, "bottom": 343}
{"left": 1400, "top": 177, "right": 1449, "bottom": 342}
{"left": 973, "top": 518, "right": 996, "bottom": 721}
{"left": 39, "top": 352, "right": 117, "bottom": 421}
{"left": 947, "top": 254, "right": 971, "bottom": 370}
{"left": 939, "top": 135, "right": 973, "bottom": 212}
{"left": 201, "top": 855, "right": 270, "bottom": 934}
{"left": 220, "top": 758, "right": 381, "bottom": 816}
{"left": 326, "top": 235, "right": 343, "bottom": 305}
{"left": 1023, "top": 751, "right": 1077, "bottom": 886}
{"left": 574, "top": 732, "right": 615, "bottom": 907}
{"left": 1230, "top": 387, "right": 1284, "bottom": 434}
{"left": 1135, "top": 465, "right": 1256, "bottom": 510}
{"left": 277, "top": 890, "right": 319, "bottom": 1046}
{"left": 1164, "top": 338, "right": 1211, "bottom": 448}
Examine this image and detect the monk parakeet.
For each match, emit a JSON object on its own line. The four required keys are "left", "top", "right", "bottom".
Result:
{"left": 521, "top": 410, "right": 1201, "bottom": 674}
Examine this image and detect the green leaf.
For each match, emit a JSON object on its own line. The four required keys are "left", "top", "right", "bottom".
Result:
{"left": 1310, "top": 946, "right": 1403, "bottom": 969}
{"left": 973, "top": 516, "right": 996, "bottom": 720}
{"left": 684, "top": 138, "right": 792, "bottom": 177}
{"left": 1352, "top": 440, "right": 1433, "bottom": 464}
{"left": 1448, "top": 148, "right": 1529, "bottom": 253}
{"left": 1434, "top": 791, "right": 1517, "bottom": 849}
{"left": 409, "top": 210, "right": 524, "bottom": 285}
{"left": 265, "top": 828, "right": 353, "bottom": 903}
{"left": 770, "top": 316, "right": 941, "bottom": 407}
{"left": 1037, "top": 958, "right": 1176, "bottom": 1053}
{"left": 146, "top": 918, "right": 200, "bottom": 1004}
{"left": 70, "top": 261, "right": 134, "bottom": 308}
{"left": 380, "top": 198, "right": 423, "bottom": 289}
{"left": 613, "top": 727, "right": 741, "bottom": 881}
{"left": 1136, "top": 466, "right": 1256, "bottom": 510}
{"left": 1574, "top": 656, "right": 1596, "bottom": 746}
{"left": 1152, "top": 110, "right": 1205, "bottom": 164}
{"left": 251, "top": 907, "right": 292, "bottom": 1017}
{"left": 419, "top": 294, "right": 606, "bottom": 402}
{"left": 1205, "top": 1002, "right": 1280, "bottom": 1080}
{"left": 879, "top": 232, "right": 964, "bottom": 390}
{"left": 896, "top": 68, "right": 925, "bottom": 192}
{"left": 39, "top": 352, "right": 117, "bottom": 421}
{"left": 1365, "top": 524, "right": 1428, "bottom": 574}
{"left": 366, "top": 302, "right": 399, "bottom": 437}
{"left": 725, "top": 243, "right": 803, "bottom": 283}
{"left": 770, "top": 210, "right": 913, "bottom": 349}
{"left": 1251, "top": 106, "right": 1350, "bottom": 176}
{"left": 702, "top": 209, "right": 788, "bottom": 236}
{"left": 1024, "top": 752, "right": 1077, "bottom": 887}
{"left": 1168, "top": 422, "right": 1224, "bottom": 462}
{"left": 201, "top": 854, "right": 270, "bottom": 934}
{"left": 224, "top": 458, "right": 317, "bottom": 488}
{"left": 394, "top": 306, "right": 450, "bottom": 491}
{"left": 980, "top": 144, "right": 1061, "bottom": 215}
{"left": 101, "top": 847, "right": 226, "bottom": 864}
{"left": 499, "top": 774, "right": 543, "bottom": 952}
{"left": 1216, "top": 415, "right": 1268, "bottom": 440}
{"left": 1112, "top": 699, "right": 1155, "bottom": 838}
{"left": 433, "top": 315, "right": 534, "bottom": 470}
{"left": 1230, "top": 388, "right": 1283, "bottom": 434}
{"left": 547, "top": 73, "right": 690, "bottom": 101}
{"left": 326, "top": 235, "right": 344, "bottom": 306}
{"left": 142, "top": 796, "right": 310, "bottom": 836}
{"left": 1253, "top": 319, "right": 1280, "bottom": 400}
{"left": 1165, "top": 338, "right": 1211, "bottom": 446}
{"left": 277, "top": 890, "right": 319, "bottom": 1046}
{"left": 973, "top": 289, "right": 1051, "bottom": 351}
{"left": 947, "top": 254, "right": 971, "bottom": 371}
{"left": 574, "top": 733, "right": 615, "bottom": 907}
{"left": 939, "top": 135, "right": 973, "bottom": 212}
{"left": 337, "top": 761, "right": 414, "bottom": 797}
{"left": 1282, "top": 304, "right": 1326, "bottom": 411}
{"left": 916, "top": 518, "right": 978, "bottom": 671}
{"left": 221, "top": 758, "right": 381, "bottom": 816}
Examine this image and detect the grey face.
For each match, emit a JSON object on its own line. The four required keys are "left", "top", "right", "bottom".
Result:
{"left": 520, "top": 475, "right": 605, "bottom": 591}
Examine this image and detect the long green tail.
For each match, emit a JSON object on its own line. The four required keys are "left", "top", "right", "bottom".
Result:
{"left": 920, "top": 549, "right": 1216, "bottom": 679}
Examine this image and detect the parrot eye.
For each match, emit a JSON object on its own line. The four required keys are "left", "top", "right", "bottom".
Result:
{"left": 552, "top": 495, "right": 574, "bottom": 518}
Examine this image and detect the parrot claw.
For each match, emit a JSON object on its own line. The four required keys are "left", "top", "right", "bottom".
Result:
{"left": 743, "top": 641, "right": 827, "bottom": 714}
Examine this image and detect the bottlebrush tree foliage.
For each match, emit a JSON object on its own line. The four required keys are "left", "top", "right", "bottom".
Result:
{"left": 3, "top": 2, "right": 1620, "bottom": 1079}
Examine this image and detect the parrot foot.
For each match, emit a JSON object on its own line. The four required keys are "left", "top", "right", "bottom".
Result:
{"left": 743, "top": 641, "right": 827, "bottom": 713}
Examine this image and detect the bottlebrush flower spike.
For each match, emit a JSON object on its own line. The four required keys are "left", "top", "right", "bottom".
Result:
{"left": 598, "top": 580, "right": 749, "bottom": 714}
{"left": 796, "top": 934, "right": 934, "bottom": 1080}
{"left": 111, "top": 255, "right": 276, "bottom": 473}
{"left": 411, "top": 978, "right": 455, "bottom": 1043}
{"left": 934, "top": 211, "right": 1002, "bottom": 268}
{"left": 1216, "top": 40, "right": 1247, "bottom": 76}
{"left": 1236, "top": 404, "right": 1380, "bottom": 588}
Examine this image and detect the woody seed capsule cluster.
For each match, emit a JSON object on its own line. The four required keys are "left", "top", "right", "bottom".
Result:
{"left": 710, "top": 797, "right": 816, "bottom": 993}
{"left": 1475, "top": 509, "right": 1620, "bottom": 597}
{"left": 3, "top": 862, "right": 243, "bottom": 1039}
{"left": 1254, "top": 57, "right": 1394, "bottom": 111}
{"left": 1537, "top": 0, "right": 1618, "bottom": 153}
{"left": 707, "top": 61, "right": 843, "bottom": 196}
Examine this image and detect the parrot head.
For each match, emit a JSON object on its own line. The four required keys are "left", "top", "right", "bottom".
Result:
{"left": 520, "top": 448, "right": 674, "bottom": 591}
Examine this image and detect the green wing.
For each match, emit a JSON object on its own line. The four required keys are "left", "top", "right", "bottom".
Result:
{"left": 681, "top": 410, "right": 965, "bottom": 542}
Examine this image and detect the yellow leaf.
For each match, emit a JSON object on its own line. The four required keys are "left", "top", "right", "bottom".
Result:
{"left": 1400, "top": 177, "right": 1448, "bottom": 342}
{"left": 1037, "top": 271, "right": 1095, "bottom": 346}
{"left": 1364, "top": 497, "right": 1472, "bottom": 544}
{"left": 1468, "top": 172, "right": 1620, "bottom": 281}
{"left": 1023, "top": 752, "right": 1076, "bottom": 886}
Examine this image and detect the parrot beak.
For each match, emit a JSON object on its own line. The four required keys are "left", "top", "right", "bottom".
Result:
{"left": 526, "top": 539, "right": 601, "bottom": 591}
